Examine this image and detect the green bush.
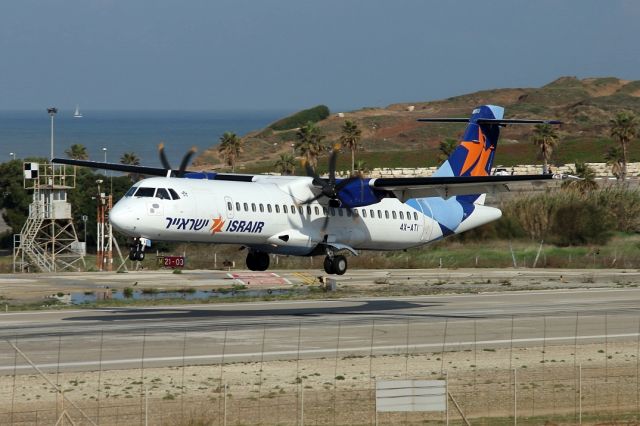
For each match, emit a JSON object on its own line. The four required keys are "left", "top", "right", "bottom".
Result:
{"left": 269, "top": 105, "right": 330, "bottom": 131}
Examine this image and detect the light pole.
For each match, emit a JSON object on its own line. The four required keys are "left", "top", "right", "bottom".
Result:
{"left": 47, "top": 107, "right": 58, "bottom": 161}
{"left": 9, "top": 152, "right": 15, "bottom": 161}
{"left": 102, "top": 147, "right": 107, "bottom": 163}
{"left": 81, "top": 215, "right": 88, "bottom": 243}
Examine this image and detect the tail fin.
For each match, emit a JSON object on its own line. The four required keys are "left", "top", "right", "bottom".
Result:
{"left": 418, "top": 105, "right": 561, "bottom": 205}
{"left": 431, "top": 105, "right": 504, "bottom": 178}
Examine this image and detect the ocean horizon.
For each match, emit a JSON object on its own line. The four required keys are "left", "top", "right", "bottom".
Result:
{"left": 0, "top": 109, "right": 288, "bottom": 168}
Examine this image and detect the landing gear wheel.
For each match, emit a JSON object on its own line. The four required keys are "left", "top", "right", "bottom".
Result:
{"left": 246, "top": 252, "right": 270, "bottom": 271}
{"left": 137, "top": 251, "right": 145, "bottom": 261}
{"left": 246, "top": 252, "right": 257, "bottom": 270}
{"left": 323, "top": 256, "right": 335, "bottom": 274}
{"left": 129, "top": 239, "right": 146, "bottom": 261}
{"left": 332, "top": 255, "right": 347, "bottom": 275}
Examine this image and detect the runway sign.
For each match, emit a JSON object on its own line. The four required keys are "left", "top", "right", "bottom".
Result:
{"left": 376, "top": 380, "right": 446, "bottom": 412}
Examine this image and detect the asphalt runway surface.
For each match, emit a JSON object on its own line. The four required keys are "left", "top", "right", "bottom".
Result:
{"left": 2, "top": 285, "right": 640, "bottom": 374}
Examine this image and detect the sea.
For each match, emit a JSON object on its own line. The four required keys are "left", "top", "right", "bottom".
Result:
{"left": 0, "top": 109, "right": 287, "bottom": 167}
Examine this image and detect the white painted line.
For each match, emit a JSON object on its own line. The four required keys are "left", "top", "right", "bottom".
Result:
{"left": 1, "top": 332, "right": 637, "bottom": 372}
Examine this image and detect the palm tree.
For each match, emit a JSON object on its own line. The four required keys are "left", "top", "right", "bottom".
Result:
{"left": 65, "top": 144, "right": 88, "bottom": 160}
{"left": 610, "top": 111, "right": 639, "bottom": 181}
{"left": 339, "top": 120, "right": 362, "bottom": 175}
{"left": 354, "top": 159, "right": 370, "bottom": 177}
{"left": 438, "top": 138, "right": 458, "bottom": 162}
{"left": 217, "top": 132, "right": 243, "bottom": 172}
{"left": 604, "top": 146, "right": 624, "bottom": 181}
{"left": 532, "top": 124, "right": 559, "bottom": 174}
{"left": 295, "top": 122, "right": 326, "bottom": 170}
{"left": 563, "top": 161, "right": 597, "bottom": 193}
{"left": 120, "top": 151, "right": 141, "bottom": 182}
{"left": 273, "top": 153, "right": 296, "bottom": 175}
{"left": 120, "top": 152, "right": 140, "bottom": 166}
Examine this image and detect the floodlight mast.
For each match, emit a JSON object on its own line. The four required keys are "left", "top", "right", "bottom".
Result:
{"left": 47, "top": 107, "right": 58, "bottom": 161}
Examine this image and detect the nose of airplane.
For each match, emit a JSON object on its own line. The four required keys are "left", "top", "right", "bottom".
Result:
{"left": 109, "top": 201, "right": 136, "bottom": 234}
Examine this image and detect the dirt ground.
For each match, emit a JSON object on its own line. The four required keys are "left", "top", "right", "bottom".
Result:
{"left": 2, "top": 340, "right": 640, "bottom": 425}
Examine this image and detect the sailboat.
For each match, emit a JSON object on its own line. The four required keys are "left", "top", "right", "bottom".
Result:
{"left": 73, "top": 105, "right": 83, "bottom": 118}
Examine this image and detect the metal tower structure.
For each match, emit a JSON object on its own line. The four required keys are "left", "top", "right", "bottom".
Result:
{"left": 95, "top": 179, "right": 128, "bottom": 272}
{"left": 13, "top": 162, "right": 86, "bottom": 272}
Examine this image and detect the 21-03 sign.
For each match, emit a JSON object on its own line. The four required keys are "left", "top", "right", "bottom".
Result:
{"left": 162, "top": 256, "right": 185, "bottom": 268}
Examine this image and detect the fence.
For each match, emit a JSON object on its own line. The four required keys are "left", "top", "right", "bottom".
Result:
{"left": 2, "top": 312, "right": 640, "bottom": 425}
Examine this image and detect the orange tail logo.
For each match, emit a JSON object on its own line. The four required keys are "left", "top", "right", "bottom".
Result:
{"left": 210, "top": 216, "right": 225, "bottom": 234}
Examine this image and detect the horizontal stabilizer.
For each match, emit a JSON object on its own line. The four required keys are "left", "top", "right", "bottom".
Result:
{"left": 417, "top": 118, "right": 562, "bottom": 125}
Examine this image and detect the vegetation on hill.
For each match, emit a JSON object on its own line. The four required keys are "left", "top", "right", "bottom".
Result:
{"left": 268, "top": 105, "right": 330, "bottom": 131}
{"left": 194, "top": 76, "right": 640, "bottom": 174}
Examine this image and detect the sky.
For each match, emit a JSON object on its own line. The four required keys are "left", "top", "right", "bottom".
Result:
{"left": 0, "top": 0, "right": 639, "bottom": 112}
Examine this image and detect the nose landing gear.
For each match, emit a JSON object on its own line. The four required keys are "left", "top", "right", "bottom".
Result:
{"left": 129, "top": 238, "right": 148, "bottom": 261}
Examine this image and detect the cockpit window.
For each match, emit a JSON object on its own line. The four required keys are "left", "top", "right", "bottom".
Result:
{"left": 155, "top": 188, "right": 170, "bottom": 200}
{"left": 134, "top": 187, "right": 155, "bottom": 197}
{"left": 125, "top": 187, "right": 138, "bottom": 197}
{"left": 168, "top": 189, "right": 180, "bottom": 200}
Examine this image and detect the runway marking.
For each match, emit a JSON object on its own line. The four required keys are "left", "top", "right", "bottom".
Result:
{"left": 2, "top": 331, "right": 638, "bottom": 372}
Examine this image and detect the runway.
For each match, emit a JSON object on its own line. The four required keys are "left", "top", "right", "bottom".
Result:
{"left": 2, "top": 287, "right": 640, "bottom": 373}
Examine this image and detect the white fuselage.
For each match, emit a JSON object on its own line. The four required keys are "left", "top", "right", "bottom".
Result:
{"left": 109, "top": 175, "right": 500, "bottom": 256}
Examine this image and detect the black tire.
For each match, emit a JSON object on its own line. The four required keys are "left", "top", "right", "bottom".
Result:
{"left": 129, "top": 250, "right": 137, "bottom": 261}
{"left": 254, "top": 252, "right": 270, "bottom": 271}
{"left": 332, "top": 255, "right": 347, "bottom": 275}
{"left": 137, "top": 251, "right": 145, "bottom": 261}
{"left": 323, "top": 256, "right": 335, "bottom": 274}
{"left": 246, "top": 252, "right": 257, "bottom": 271}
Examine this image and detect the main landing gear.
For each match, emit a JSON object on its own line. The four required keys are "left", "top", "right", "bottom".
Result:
{"left": 246, "top": 251, "right": 270, "bottom": 271}
{"left": 129, "top": 238, "right": 147, "bottom": 261}
{"left": 323, "top": 253, "right": 347, "bottom": 275}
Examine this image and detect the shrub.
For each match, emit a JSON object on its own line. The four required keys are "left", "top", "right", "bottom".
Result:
{"left": 269, "top": 105, "right": 330, "bottom": 131}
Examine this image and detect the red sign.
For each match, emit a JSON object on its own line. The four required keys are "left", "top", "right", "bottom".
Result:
{"left": 162, "top": 256, "right": 185, "bottom": 268}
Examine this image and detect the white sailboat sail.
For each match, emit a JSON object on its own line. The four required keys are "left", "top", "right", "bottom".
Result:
{"left": 74, "top": 105, "right": 83, "bottom": 118}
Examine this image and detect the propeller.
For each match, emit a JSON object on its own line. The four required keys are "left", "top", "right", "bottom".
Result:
{"left": 300, "top": 144, "right": 359, "bottom": 232}
{"left": 158, "top": 143, "right": 198, "bottom": 177}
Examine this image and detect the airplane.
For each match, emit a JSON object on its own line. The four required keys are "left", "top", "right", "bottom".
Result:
{"left": 54, "top": 105, "right": 566, "bottom": 275}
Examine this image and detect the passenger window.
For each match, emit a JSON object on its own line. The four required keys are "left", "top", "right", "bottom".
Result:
{"left": 275, "top": 205, "right": 280, "bottom": 213}
{"left": 168, "top": 189, "right": 180, "bottom": 200}
{"left": 291, "top": 205, "right": 296, "bottom": 213}
{"left": 414, "top": 212, "right": 418, "bottom": 221}
{"left": 322, "top": 207, "right": 328, "bottom": 215}
{"left": 346, "top": 209, "right": 352, "bottom": 217}
{"left": 306, "top": 206, "right": 312, "bottom": 216}
{"left": 392, "top": 211, "right": 397, "bottom": 219}
{"left": 243, "top": 203, "right": 248, "bottom": 212}
{"left": 156, "top": 188, "right": 170, "bottom": 200}
{"left": 125, "top": 187, "right": 137, "bottom": 197}
{"left": 385, "top": 211, "right": 390, "bottom": 219}
{"left": 377, "top": 210, "right": 382, "bottom": 219}
{"left": 259, "top": 204, "right": 264, "bottom": 213}
{"left": 283, "top": 205, "right": 288, "bottom": 214}
{"left": 330, "top": 207, "right": 335, "bottom": 216}
{"left": 298, "top": 206, "right": 304, "bottom": 214}
{"left": 314, "top": 206, "right": 320, "bottom": 215}
{"left": 135, "top": 187, "right": 155, "bottom": 197}
{"left": 399, "top": 211, "right": 404, "bottom": 220}
{"left": 370, "top": 209, "right": 375, "bottom": 218}
{"left": 338, "top": 209, "right": 344, "bottom": 217}
{"left": 227, "top": 201, "right": 233, "bottom": 211}
{"left": 236, "top": 202, "right": 240, "bottom": 211}
{"left": 353, "top": 209, "right": 359, "bottom": 217}
{"left": 362, "top": 209, "right": 367, "bottom": 218}
{"left": 251, "top": 203, "right": 256, "bottom": 212}
{"left": 267, "top": 204, "right": 272, "bottom": 213}
{"left": 407, "top": 211, "right": 412, "bottom": 220}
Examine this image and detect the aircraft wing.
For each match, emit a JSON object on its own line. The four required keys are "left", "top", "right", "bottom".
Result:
{"left": 369, "top": 174, "right": 571, "bottom": 202}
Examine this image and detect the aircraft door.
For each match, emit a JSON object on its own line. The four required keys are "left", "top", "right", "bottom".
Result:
{"left": 224, "top": 196, "right": 234, "bottom": 219}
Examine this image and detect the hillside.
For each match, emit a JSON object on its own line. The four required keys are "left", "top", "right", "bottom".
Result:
{"left": 193, "top": 77, "right": 640, "bottom": 173}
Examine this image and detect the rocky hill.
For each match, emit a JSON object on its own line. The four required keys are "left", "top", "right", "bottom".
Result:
{"left": 194, "top": 77, "right": 640, "bottom": 173}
